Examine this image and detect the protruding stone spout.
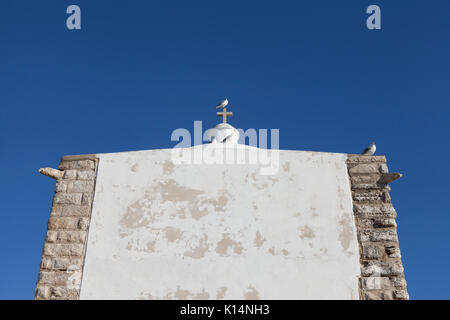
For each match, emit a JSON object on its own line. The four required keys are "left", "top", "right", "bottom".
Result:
{"left": 38, "top": 167, "right": 64, "bottom": 180}
{"left": 378, "top": 172, "right": 402, "bottom": 186}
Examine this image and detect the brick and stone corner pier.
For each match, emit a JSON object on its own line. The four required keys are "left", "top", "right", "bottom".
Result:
{"left": 347, "top": 155, "right": 408, "bottom": 300}
{"left": 35, "top": 155, "right": 98, "bottom": 300}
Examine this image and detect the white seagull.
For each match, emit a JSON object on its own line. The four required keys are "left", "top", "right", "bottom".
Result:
{"left": 361, "top": 142, "right": 376, "bottom": 156}
{"left": 216, "top": 98, "right": 229, "bottom": 109}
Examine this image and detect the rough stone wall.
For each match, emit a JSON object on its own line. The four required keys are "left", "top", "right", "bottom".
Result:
{"left": 34, "top": 150, "right": 410, "bottom": 300}
{"left": 34, "top": 155, "right": 98, "bottom": 300}
{"left": 346, "top": 155, "right": 409, "bottom": 300}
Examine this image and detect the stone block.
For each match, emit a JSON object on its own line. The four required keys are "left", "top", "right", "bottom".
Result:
{"left": 81, "top": 193, "right": 93, "bottom": 205}
{"left": 357, "top": 218, "right": 374, "bottom": 229}
{"left": 56, "top": 205, "right": 91, "bottom": 217}
{"left": 50, "top": 204, "right": 63, "bottom": 216}
{"left": 40, "top": 257, "right": 53, "bottom": 270}
{"left": 72, "top": 160, "right": 95, "bottom": 169}
{"left": 38, "top": 271, "right": 81, "bottom": 286}
{"left": 78, "top": 218, "right": 89, "bottom": 230}
{"left": 40, "top": 257, "right": 83, "bottom": 271}
{"left": 59, "top": 160, "right": 95, "bottom": 170}
{"left": 346, "top": 155, "right": 387, "bottom": 164}
{"left": 35, "top": 286, "right": 50, "bottom": 299}
{"left": 43, "top": 243, "right": 84, "bottom": 257}
{"left": 46, "top": 231, "right": 58, "bottom": 243}
{"left": 390, "top": 277, "right": 407, "bottom": 288}
{"left": 349, "top": 163, "right": 385, "bottom": 174}
{"left": 55, "top": 181, "right": 68, "bottom": 193}
{"left": 381, "top": 190, "right": 391, "bottom": 203}
{"left": 361, "top": 277, "right": 392, "bottom": 290}
{"left": 62, "top": 170, "right": 77, "bottom": 180}
{"left": 350, "top": 174, "right": 380, "bottom": 185}
{"left": 385, "top": 245, "right": 402, "bottom": 258}
{"left": 354, "top": 203, "right": 397, "bottom": 218}
{"left": 48, "top": 217, "right": 89, "bottom": 230}
{"left": 373, "top": 219, "right": 397, "bottom": 228}
{"left": 379, "top": 163, "right": 389, "bottom": 174}
{"left": 49, "top": 286, "right": 79, "bottom": 300}
{"left": 56, "top": 230, "right": 87, "bottom": 243}
{"left": 363, "top": 290, "right": 393, "bottom": 300}
{"left": 359, "top": 229, "right": 398, "bottom": 242}
{"left": 362, "top": 245, "right": 381, "bottom": 259}
{"left": 67, "top": 180, "right": 94, "bottom": 193}
{"left": 352, "top": 190, "right": 384, "bottom": 202}
{"left": 53, "top": 193, "right": 82, "bottom": 205}
{"left": 362, "top": 261, "right": 404, "bottom": 277}
{"left": 393, "top": 289, "right": 409, "bottom": 300}
{"left": 52, "top": 257, "right": 83, "bottom": 270}
{"left": 77, "top": 170, "right": 96, "bottom": 180}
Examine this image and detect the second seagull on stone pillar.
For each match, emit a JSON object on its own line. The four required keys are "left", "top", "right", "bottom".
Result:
{"left": 361, "top": 142, "right": 376, "bottom": 155}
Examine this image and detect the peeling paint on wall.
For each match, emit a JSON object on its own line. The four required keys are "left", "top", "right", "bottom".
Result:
{"left": 244, "top": 285, "right": 260, "bottom": 300}
{"left": 338, "top": 215, "right": 354, "bottom": 251}
{"left": 299, "top": 225, "right": 315, "bottom": 239}
{"left": 216, "top": 233, "right": 243, "bottom": 256}
{"left": 216, "top": 287, "right": 227, "bottom": 299}
{"left": 254, "top": 231, "right": 265, "bottom": 248}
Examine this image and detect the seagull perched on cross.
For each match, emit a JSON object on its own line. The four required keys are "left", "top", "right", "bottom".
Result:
{"left": 215, "top": 98, "right": 228, "bottom": 109}
{"left": 215, "top": 98, "right": 233, "bottom": 123}
{"left": 361, "top": 142, "right": 376, "bottom": 156}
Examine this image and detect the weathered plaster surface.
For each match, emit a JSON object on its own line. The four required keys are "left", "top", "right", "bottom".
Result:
{"left": 79, "top": 146, "right": 361, "bottom": 299}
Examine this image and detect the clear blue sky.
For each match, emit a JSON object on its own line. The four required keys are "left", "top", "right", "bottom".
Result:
{"left": 1, "top": 0, "right": 449, "bottom": 300}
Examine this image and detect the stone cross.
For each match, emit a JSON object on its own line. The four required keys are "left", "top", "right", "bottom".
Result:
{"left": 217, "top": 107, "right": 233, "bottom": 123}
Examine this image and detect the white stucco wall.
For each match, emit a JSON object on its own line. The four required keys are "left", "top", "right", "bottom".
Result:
{"left": 79, "top": 145, "right": 360, "bottom": 300}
